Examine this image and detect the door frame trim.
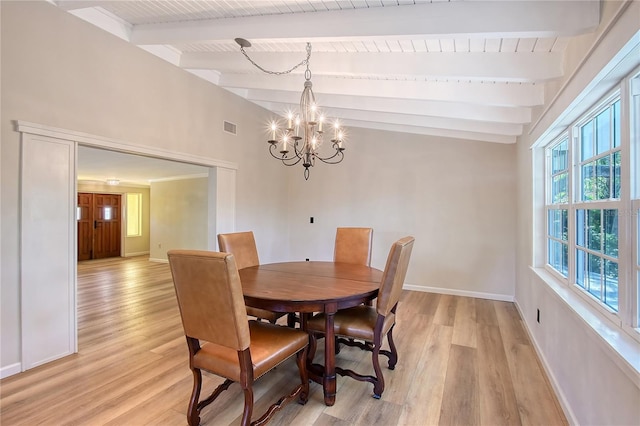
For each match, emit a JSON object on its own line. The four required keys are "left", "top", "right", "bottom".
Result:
{"left": 16, "top": 121, "right": 238, "bottom": 171}
{"left": 17, "top": 120, "right": 237, "bottom": 371}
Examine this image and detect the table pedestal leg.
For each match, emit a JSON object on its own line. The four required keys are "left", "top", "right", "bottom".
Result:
{"left": 323, "top": 310, "right": 336, "bottom": 406}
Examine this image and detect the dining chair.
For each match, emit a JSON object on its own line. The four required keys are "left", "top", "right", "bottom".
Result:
{"left": 334, "top": 227, "right": 373, "bottom": 266}
{"left": 306, "top": 236, "right": 415, "bottom": 399}
{"left": 218, "top": 231, "right": 293, "bottom": 326}
{"left": 167, "top": 249, "right": 309, "bottom": 426}
{"left": 334, "top": 227, "right": 373, "bottom": 314}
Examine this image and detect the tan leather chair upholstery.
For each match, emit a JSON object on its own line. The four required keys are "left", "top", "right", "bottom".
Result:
{"left": 168, "top": 250, "right": 309, "bottom": 426}
{"left": 334, "top": 227, "right": 373, "bottom": 266}
{"left": 307, "top": 236, "right": 414, "bottom": 399}
{"left": 218, "top": 231, "right": 289, "bottom": 325}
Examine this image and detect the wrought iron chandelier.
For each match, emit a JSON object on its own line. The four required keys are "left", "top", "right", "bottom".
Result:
{"left": 236, "top": 38, "right": 345, "bottom": 180}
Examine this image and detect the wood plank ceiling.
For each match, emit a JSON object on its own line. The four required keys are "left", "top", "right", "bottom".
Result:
{"left": 55, "top": 0, "right": 600, "bottom": 144}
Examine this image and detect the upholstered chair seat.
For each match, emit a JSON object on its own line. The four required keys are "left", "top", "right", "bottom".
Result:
{"left": 307, "top": 306, "right": 395, "bottom": 342}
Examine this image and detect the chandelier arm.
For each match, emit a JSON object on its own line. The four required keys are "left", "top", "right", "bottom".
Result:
{"left": 292, "top": 138, "right": 305, "bottom": 158}
{"left": 268, "top": 144, "right": 303, "bottom": 166}
{"left": 314, "top": 152, "right": 345, "bottom": 165}
{"left": 239, "top": 43, "right": 312, "bottom": 75}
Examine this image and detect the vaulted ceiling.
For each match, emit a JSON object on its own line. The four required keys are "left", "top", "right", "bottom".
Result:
{"left": 55, "top": 0, "right": 600, "bottom": 144}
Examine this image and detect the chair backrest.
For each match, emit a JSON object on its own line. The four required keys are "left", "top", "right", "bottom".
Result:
{"left": 334, "top": 227, "right": 373, "bottom": 266}
{"left": 167, "top": 250, "right": 250, "bottom": 351}
{"left": 217, "top": 231, "right": 260, "bottom": 270}
{"left": 376, "top": 236, "right": 415, "bottom": 317}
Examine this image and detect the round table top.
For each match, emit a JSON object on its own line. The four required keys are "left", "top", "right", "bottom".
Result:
{"left": 239, "top": 261, "right": 383, "bottom": 312}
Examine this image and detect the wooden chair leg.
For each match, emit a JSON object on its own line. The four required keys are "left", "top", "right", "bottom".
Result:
{"left": 371, "top": 344, "right": 385, "bottom": 399}
{"left": 307, "top": 332, "right": 318, "bottom": 364}
{"left": 187, "top": 368, "right": 203, "bottom": 426}
{"left": 287, "top": 313, "right": 297, "bottom": 328}
{"left": 296, "top": 348, "right": 309, "bottom": 404}
{"left": 241, "top": 386, "right": 254, "bottom": 426}
{"left": 386, "top": 325, "right": 398, "bottom": 370}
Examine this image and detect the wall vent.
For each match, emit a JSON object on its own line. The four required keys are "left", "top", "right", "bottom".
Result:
{"left": 223, "top": 121, "right": 237, "bottom": 135}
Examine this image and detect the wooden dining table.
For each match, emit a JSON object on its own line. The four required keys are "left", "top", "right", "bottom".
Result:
{"left": 238, "top": 261, "right": 383, "bottom": 406}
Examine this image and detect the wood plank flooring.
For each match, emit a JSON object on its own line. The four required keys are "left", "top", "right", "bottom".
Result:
{"left": 1, "top": 256, "right": 567, "bottom": 425}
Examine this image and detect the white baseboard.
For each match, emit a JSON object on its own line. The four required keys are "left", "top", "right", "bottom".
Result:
{"left": 124, "top": 251, "right": 150, "bottom": 257}
{"left": 403, "top": 283, "right": 514, "bottom": 302}
{"left": 148, "top": 257, "right": 169, "bottom": 264}
{"left": 1, "top": 362, "right": 22, "bottom": 379}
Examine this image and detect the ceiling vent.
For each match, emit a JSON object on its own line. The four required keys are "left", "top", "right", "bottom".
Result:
{"left": 223, "top": 121, "right": 237, "bottom": 135}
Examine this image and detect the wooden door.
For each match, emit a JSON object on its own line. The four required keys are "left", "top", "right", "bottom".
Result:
{"left": 77, "top": 193, "right": 121, "bottom": 260}
{"left": 77, "top": 193, "right": 93, "bottom": 261}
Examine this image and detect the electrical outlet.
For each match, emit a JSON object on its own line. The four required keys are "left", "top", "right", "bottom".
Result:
{"left": 310, "top": 217, "right": 314, "bottom": 223}
{"left": 158, "top": 243, "right": 162, "bottom": 249}
{"left": 537, "top": 309, "right": 540, "bottom": 323}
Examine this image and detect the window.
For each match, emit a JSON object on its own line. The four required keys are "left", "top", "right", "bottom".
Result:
{"left": 126, "top": 193, "right": 142, "bottom": 237}
{"left": 543, "top": 68, "right": 639, "bottom": 337}
{"left": 631, "top": 72, "right": 640, "bottom": 328}
{"left": 546, "top": 138, "right": 569, "bottom": 277}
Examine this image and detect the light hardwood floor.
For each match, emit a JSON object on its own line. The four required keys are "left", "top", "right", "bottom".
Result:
{"left": 1, "top": 256, "right": 567, "bottom": 425}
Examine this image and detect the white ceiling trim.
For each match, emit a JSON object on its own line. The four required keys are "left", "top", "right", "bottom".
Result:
{"left": 128, "top": 1, "right": 600, "bottom": 45}
{"left": 342, "top": 119, "right": 517, "bottom": 145}
{"left": 219, "top": 74, "right": 544, "bottom": 107}
{"left": 253, "top": 101, "right": 522, "bottom": 136}
{"left": 180, "top": 51, "right": 564, "bottom": 83}
{"left": 245, "top": 89, "right": 532, "bottom": 124}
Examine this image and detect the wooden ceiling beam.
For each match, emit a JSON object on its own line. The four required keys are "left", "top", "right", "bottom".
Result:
{"left": 130, "top": 1, "right": 600, "bottom": 45}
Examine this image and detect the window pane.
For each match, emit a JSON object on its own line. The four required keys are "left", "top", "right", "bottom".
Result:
{"left": 581, "top": 161, "right": 595, "bottom": 201}
{"left": 587, "top": 253, "right": 602, "bottom": 299}
{"left": 552, "top": 173, "right": 568, "bottom": 203}
{"left": 576, "top": 249, "right": 586, "bottom": 288}
{"left": 552, "top": 139, "right": 569, "bottom": 174}
{"left": 588, "top": 209, "right": 602, "bottom": 251}
{"left": 104, "top": 206, "right": 112, "bottom": 221}
{"left": 595, "top": 156, "right": 611, "bottom": 200}
{"left": 548, "top": 240, "right": 569, "bottom": 277}
{"left": 596, "top": 108, "right": 611, "bottom": 155}
{"left": 603, "top": 209, "right": 618, "bottom": 258}
{"left": 548, "top": 209, "right": 568, "bottom": 240}
{"left": 613, "top": 100, "right": 621, "bottom": 148}
{"left": 581, "top": 121, "right": 594, "bottom": 161}
{"left": 613, "top": 151, "right": 621, "bottom": 199}
{"left": 577, "top": 209, "right": 586, "bottom": 247}
{"left": 576, "top": 209, "right": 602, "bottom": 251}
{"left": 604, "top": 259, "right": 619, "bottom": 311}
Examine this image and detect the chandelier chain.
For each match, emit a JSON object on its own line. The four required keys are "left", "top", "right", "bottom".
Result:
{"left": 240, "top": 42, "right": 312, "bottom": 76}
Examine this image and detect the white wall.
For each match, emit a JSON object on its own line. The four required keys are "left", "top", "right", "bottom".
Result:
{"left": 149, "top": 177, "right": 209, "bottom": 261}
{"left": 286, "top": 126, "right": 517, "bottom": 299}
{"left": 0, "top": 0, "right": 288, "bottom": 374}
{"left": 516, "top": 1, "right": 640, "bottom": 424}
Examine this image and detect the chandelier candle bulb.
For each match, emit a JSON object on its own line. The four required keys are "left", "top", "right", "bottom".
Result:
{"left": 270, "top": 122, "right": 277, "bottom": 141}
{"left": 319, "top": 116, "right": 324, "bottom": 132}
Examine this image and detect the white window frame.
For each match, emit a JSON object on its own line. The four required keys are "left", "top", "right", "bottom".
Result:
{"left": 542, "top": 67, "right": 639, "bottom": 342}
{"left": 545, "top": 134, "right": 570, "bottom": 282}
